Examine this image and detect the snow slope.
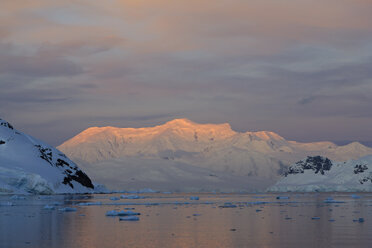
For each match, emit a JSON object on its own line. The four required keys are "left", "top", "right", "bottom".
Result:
{"left": 268, "top": 155, "right": 372, "bottom": 192}
{"left": 0, "top": 119, "right": 95, "bottom": 194}
{"left": 58, "top": 119, "right": 372, "bottom": 191}
{"left": 77, "top": 157, "right": 272, "bottom": 193}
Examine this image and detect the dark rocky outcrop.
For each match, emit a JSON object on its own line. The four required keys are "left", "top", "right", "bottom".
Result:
{"left": 0, "top": 119, "right": 14, "bottom": 130}
{"left": 285, "top": 156, "right": 333, "bottom": 176}
{"left": 354, "top": 164, "right": 368, "bottom": 174}
{"left": 35, "top": 145, "right": 94, "bottom": 189}
{"left": 62, "top": 170, "right": 94, "bottom": 189}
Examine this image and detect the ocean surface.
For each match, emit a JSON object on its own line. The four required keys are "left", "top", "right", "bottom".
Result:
{"left": 1, "top": 192, "right": 371, "bottom": 248}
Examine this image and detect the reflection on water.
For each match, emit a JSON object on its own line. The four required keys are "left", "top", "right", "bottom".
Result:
{"left": 1, "top": 193, "right": 372, "bottom": 248}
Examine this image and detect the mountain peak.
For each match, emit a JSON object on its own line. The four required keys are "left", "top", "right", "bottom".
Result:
{"left": 0, "top": 118, "right": 14, "bottom": 130}
{"left": 163, "top": 118, "right": 232, "bottom": 129}
{"left": 164, "top": 118, "right": 196, "bottom": 126}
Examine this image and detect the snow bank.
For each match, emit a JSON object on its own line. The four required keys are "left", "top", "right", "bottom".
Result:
{"left": 268, "top": 155, "right": 372, "bottom": 192}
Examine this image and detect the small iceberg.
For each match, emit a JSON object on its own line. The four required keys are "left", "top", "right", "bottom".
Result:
{"left": 59, "top": 207, "right": 77, "bottom": 212}
{"left": 77, "top": 202, "right": 102, "bottom": 206}
{"left": 120, "top": 195, "right": 142, "bottom": 199}
{"left": 0, "top": 202, "right": 13, "bottom": 206}
{"left": 311, "top": 217, "right": 320, "bottom": 220}
{"left": 105, "top": 210, "right": 141, "bottom": 216}
{"left": 189, "top": 196, "right": 199, "bottom": 200}
{"left": 10, "top": 195, "right": 26, "bottom": 200}
{"left": 276, "top": 196, "right": 290, "bottom": 200}
{"left": 353, "top": 218, "right": 365, "bottom": 223}
{"left": 43, "top": 205, "right": 55, "bottom": 210}
{"left": 219, "top": 203, "right": 237, "bottom": 208}
{"left": 323, "top": 197, "right": 344, "bottom": 203}
{"left": 110, "top": 197, "right": 120, "bottom": 201}
{"left": 351, "top": 194, "right": 361, "bottom": 199}
{"left": 119, "top": 216, "right": 139, "bottom": 221}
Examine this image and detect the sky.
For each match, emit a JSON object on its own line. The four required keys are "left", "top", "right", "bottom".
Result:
{"left": 1, "top": 0, "right": 372, "bottom": 146}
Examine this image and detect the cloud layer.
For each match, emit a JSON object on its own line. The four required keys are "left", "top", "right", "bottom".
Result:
{"left": 1, "top": 0, "right": 372, "bottom": 145}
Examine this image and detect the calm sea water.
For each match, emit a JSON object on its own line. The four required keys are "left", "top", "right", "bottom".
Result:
{"left": 0, "top": 192, "right": 371, "bottom": 248}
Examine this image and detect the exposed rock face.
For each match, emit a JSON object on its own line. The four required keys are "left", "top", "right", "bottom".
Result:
{"left": 354, "top": 164, "right": 368, "bottom": 174}
{"left": 35, "top": 144, "right": 94, "bottom": 189}
{"left": 285, "top": 156, "right": 333, "bottom": 176}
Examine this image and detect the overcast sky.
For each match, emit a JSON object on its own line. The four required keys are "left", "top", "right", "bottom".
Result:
{"left": 1, "top": 0, "right": 372, "bottom": 146}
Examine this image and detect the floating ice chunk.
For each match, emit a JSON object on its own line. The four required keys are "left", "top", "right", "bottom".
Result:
{"left": 106, "top": 210, "right": 120, "bottom": 216}
{"left": 77, "top": 202, "right": 102, "bottom": 206}
{"left": 10, "top": 195, "right": 26, "bottom": 200}
{"left": 219, "top": 203, "right": 237, "bottom": 208}
{"left": 120, "top": 195, "right": 142, "bottom": 199}
{"left": 250, "top": 201, "right": 267, "bottom": 205}
{"left": 256, "top": 209, "right": 262, "bottom": 212}
{"left": 110, "top": 197, "right": 120, "bottom": 201}
{"left": 105, "top": 210, "right": 140, "bottom": 216}
{"left": 354, "top": 218, "right": 365, "bottom": 223}
{"left": 323, "top": 197, "right": 344, "bottom": 203}
{"left": 106, "top": 210, "right": 124, "bottom": 216}
{"left": 119, "top": 216, "right": 139, "bottom": 221}
{"left": 193, "top": 214, "right": 201, "bottom": 216}
{"left": 43, "top": 205, "right": 55, "bottom": 210}
{"left": 121, "top": 211, "right": 140, "bottom": 216}
{"left": 311, "top": 217, "right": 320, "bottom": 220}
{"left": 0, "top": 202, "right": 13, "bottom": 206}
{"left": 189, "top": 196, "right": 199, "bottom": 200}
{"left": 59, "top": 207, "right": 77, "bottom": 212}
{"left": 328, "top": 219, "right": 335, "bottom": 222}
{"left": 351, "top": 194, "right": 361, "bottom": 199}
{"left": 276, "top": 196, "right": 290, "bottom": 200}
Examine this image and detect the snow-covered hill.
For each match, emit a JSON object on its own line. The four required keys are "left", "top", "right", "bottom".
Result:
{"left": 0, "top": 118, "right": 96, "bottom": 194}
{"left": 268, "top": 155, "right": 372, "bottom": 192}
{"left": 58, "top": 119, "right": 372, "bottom": 191}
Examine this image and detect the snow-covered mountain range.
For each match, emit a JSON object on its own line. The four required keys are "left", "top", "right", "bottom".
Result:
{"left": 58, "top": 119, "right": 372, "bottom": 192}
{"left": 0, "top": 118, "right": 96, "bottom": 194}
{"left": 268, "top": 155, "right": 372, "bottom": 192}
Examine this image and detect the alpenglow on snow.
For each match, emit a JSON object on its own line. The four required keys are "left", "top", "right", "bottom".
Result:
{"left": 0, "top": 118, "right": 95, "bottom": 194}
{"left": 58, "top": 118, "right": 372, "bottom": 192}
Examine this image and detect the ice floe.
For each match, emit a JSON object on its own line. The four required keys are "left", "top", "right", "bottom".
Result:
{"left": 59, "top": 207, "right": 77, "bottom": 212}
{"left": 119, "top": 216, "right": 139, "bottom": 221}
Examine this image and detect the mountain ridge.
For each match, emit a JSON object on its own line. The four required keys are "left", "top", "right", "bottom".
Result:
{"left": 57, "top": 118, "right": 372, "bottom": 191}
